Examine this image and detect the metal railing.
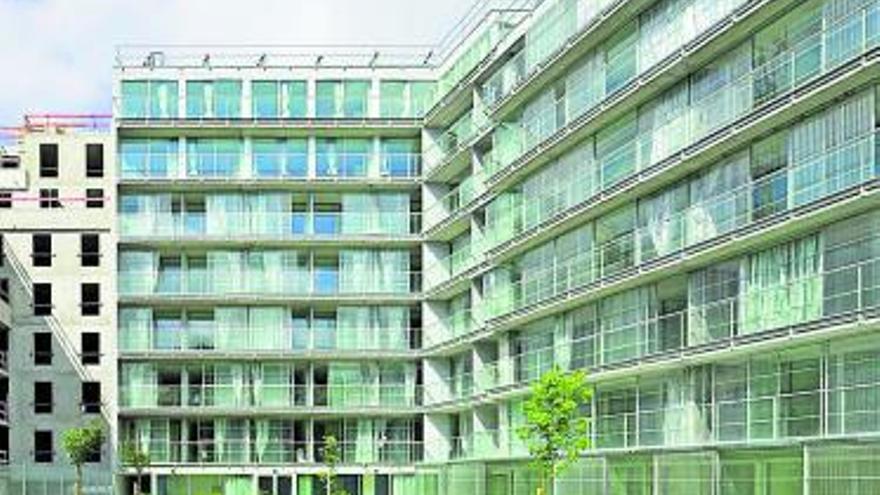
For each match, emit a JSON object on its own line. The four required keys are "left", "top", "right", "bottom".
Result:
{"left": 120, "top": 383, "right": 422, "bottom": 410}
{"left": 483, "top": 0, "right": 880, "bottom": 182}
{"left": 120, "top": 210, "right": 422, "bottom": 239}
{"left": 118, "top": 151, "right": 422, "bottom": 180}
{"left": 120, "top": 325, "right": 420, "bottom": 354}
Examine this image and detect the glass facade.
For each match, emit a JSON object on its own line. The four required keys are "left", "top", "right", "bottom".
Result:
{"left": 112, "top": 0, "right": 880, "bottom": 492}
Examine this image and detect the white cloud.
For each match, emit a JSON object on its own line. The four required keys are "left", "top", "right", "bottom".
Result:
{"left": 0, "top": 0, "right": 475, "bottom": 124}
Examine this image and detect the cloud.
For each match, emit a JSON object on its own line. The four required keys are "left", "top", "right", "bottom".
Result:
{"left": 0, "top": 0, "right": 475, "bottom": 124}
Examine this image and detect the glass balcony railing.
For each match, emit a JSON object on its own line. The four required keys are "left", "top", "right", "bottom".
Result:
{"left": 119, "top": 150, "right": 421, "bottom": 180}
{"left": 422, "top": 308, "right": 484, "bottom": 347}
{"left": 426, "top": 252, "right": 880, "bottom": 404}
{"left": 119, "top": 269, "right": 422, "bottom": 297}
{"left": 450, "top": 430, "right": 503, "bottom": 460}
{"left": 483, "top": 1, "right": 880, "bottom": 182}
{"left": 424, "top": 235, "right": 488, "bottom": 291}
{"left": 119, "top": 324, "right": 419, "bottom": 354}
{"left": 120, "top": 211, "right": 421, "bottom": 238}
{"left": 128, "top": 438, "right": 423, "bottom": 466}
{"left": 480, "top": 132, "right": 878, "bottom": 321}
{"left": 424, "top": 171, "right": 486, "bottom": 230}
{"left": 120, "top": 383, "right": 422, "bottom": 409}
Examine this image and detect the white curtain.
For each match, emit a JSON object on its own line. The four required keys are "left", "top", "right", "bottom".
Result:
{"left": 216, "top": 307, "right": 248, "bottom": 350}
{"left": 207, "top": 194, "right": 246, "bottom": 236}
{"left": 119, "top": 251, "right": 157, "bottom": 295}
{"left": 791, "top": 88, "right": 875, "bottom": 206}
{"left": 120, "top": 308, "right": 153, "bottom": 351}
{"left": 250, "top": 307, "right": 287, "bottom": 350}
{"left": 209, "top": 251, "right": 243, "bottom": 294}
{"left": 250, "top": 193, "right": 288, "bottom": 237}
{"left": 687, "top": 151, "right": 750, "bottom": 246}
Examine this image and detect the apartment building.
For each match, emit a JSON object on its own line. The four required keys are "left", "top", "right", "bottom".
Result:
{"left": 19, "top": 0, "right": 879, "bottom": 493}
{"left": 0, "top": 121, "right": 115, "bottom": 494}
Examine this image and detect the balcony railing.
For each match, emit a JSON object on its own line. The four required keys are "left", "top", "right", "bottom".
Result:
{"left": 120, "top": 383, "right": 422, "bottom": 410}
{"left": 119, "top": 151, "right": 422, "bottom": 180}
{"left": 424, "top": 171, "right": 487, "bottom": 230}
{"left": 126, "top": 438, "right": 423, "bottom": 466}
{"left": 483, "top": 1, "right": 880, "bottom": 185}
{"left": 119, "top": 269, "right": 422, "bottom": 298}
{"left": 472, "top": 129, "right": 878, "bottom": 321}
{"left": 120, "top": 324, "right": 420, "bottom": 354}
{"left": 120, "top": 211, "right": 422, "bottom": 239}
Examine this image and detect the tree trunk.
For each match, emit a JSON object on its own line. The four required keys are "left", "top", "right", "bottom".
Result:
{"left": 133, "top": 472, "right": 141, "bottom": 495}
{"left": 75, "top": 464, "right": 83, "bottom": 495}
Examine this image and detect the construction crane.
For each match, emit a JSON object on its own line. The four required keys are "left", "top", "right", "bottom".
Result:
{"left": 0, "top": 113, "right": 111, "bottom": 137}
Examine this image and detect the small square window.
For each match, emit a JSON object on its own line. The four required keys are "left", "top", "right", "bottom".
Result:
{"left": 32, "top": 234, "right": 52, "bottom": 267}
{"left": 39, "top": 189, "right": 61, "bottom": 209}
{"left": 0, "top": 192, "right": 11, "bottom": 208}
{"left": 85, "top": 189, "right": 104, "bottom": 209}
{"left": 81, "top": 283, "right": 100, "bottom": 316}
{"left": 86, "top": 144, "right": 104, "bottom": 178}
{"left": 39, "top": 144, "right": 58, "bottom": 178}
{"left": 80, "top": 234, "right": 100, "bottom": 267}
{"left": 34, "top": 430, "right": 53, "bottom": 463}
{"left": 34, "top": 332, "right": 52, "bottom": 365}
{"left": 33, "top": 283, "right": 52, "bottom": 316}
{"left": 82, "top": 382, "right": 101, "bottom": 414}
{"left": 81, "top": 332, "right": 100, "bottom": 365}
{"left": 34, "top": 381, "right": 53, "bottom": 414}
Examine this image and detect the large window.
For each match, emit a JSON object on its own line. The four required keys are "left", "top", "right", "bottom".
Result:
{"left": 252, "top": 139, "right": 308, "bottom": 178}
{"left": 316, "top": 80, "right": 371, "bottom": 118}
{"left": 186, "top": 80, "right": 242, "bottom": 118}
{"left": 119, "top": 139, "right": 179, "bottom": 179}
{"left": 252, "top": 80, "right": 307, "bottom": 118}
{"left": 120, "top": 80, "right": 178, "bottom": 118}
{"left": 186, "top": 139, "right": 242, "bottom": 178}
{"left": 316, "top": 139, "right": 370, "bottom": 177}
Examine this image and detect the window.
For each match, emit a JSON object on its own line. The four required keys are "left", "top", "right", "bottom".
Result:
{"left": 81, "top": 283, "right": 100, "bottom": 316}
{"left": 34, "top": 431, "right": 53, "bottom": 463}
{"left": 0, "top": 278, "right": 8, "bottom": 303}
{"left": 32, "top": 234, "right": 52, "bottom": 267}
{"left": 39, "top": 144, "right": 58, "bottom": 178}
{"left": 81, "top": 332, "right": 100, "bottom": 365}
{"left": 0, "top": 156, "right": 19, "bottom": 168}
{"left": 34, "top": 382, "right": 53, "bottom": 414}
{"left": 85, "top": 143, "right": 104, "bottom": 178}
{"left": 39, "top": 189, "right": 61, "bottom": 209}
{"left": 33, "top": 283, "right": 52, "bottom": 316}
{"left": 80, "top": 234, "right": 100, "bottom": 267}
{"left": 0, "top": 192, "right": 11, "bottom": 208}
{"left": 81, "top": 382, "right": 101, "bottom": 414}
{"left": 86, "top": 188, "right": 104, "bottom": 208}
{"left": 34, "top": 332, "right": 52, "bottom": 365}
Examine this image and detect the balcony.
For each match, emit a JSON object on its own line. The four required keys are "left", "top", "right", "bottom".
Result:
{"left": 119, "top": 322, "right": 420, "bottom": 357}
{"left": 120, "top": 210, "right": 422, "bottom": 242}
{"left": 126, "top": 438, "right": 423, "bottom": 466}
{"left": 118, "top": 150, "right": 422, "bottom": 181}
{"left": 423, "top": 172, "right": 486, "bottom": 235}
{"left": 119, "top": 383, "right": 422, "bottom": 412}
{"left": 119, "top": 271, "right": 421, "bottom": 301}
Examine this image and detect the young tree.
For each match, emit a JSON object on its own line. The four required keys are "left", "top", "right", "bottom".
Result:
{"left": 122, "top": 441, "right": 151, "bottom": 495}
{"left": 317, "top": 434, "right": 349, "bottom": 495}
{"left": 61, "top": 420, "right": 105, "bottom": 495}
{"left": 516, "top": 366, "right": 593, "bottom": 495}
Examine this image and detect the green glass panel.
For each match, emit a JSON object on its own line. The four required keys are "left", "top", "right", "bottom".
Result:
{"left": 380, "top": 81, "right": 407, "bottom": 118}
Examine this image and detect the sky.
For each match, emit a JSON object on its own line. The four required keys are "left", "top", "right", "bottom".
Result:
{"left": 0, "top": 0, "right": 476, "bottom": 125}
